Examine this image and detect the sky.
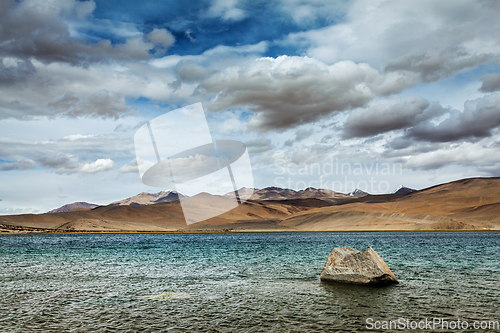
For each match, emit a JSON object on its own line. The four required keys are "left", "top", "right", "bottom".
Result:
{"left": 2, "top": 0, "right": 500, "bottom": 214}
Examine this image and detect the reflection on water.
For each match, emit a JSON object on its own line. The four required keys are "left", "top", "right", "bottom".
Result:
{"left": 0, "top": 232, "right": 498, "bottom": 332}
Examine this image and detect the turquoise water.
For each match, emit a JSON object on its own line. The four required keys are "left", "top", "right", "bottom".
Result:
{"left": 0, "top": 232, "right": 499, "bottom": 332}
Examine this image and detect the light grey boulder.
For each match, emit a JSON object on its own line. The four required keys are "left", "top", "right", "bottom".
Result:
{"left": 320, "top": 247, "right": 398, "bottom": 286}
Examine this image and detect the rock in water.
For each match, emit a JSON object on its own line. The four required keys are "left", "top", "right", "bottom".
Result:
{"left": 320, "top": 247, "right": 398, "bottom": 286}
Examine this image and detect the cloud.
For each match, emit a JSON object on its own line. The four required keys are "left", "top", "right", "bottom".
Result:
{"left": 0, "top": 57, "right": 176, "bottom": 120}
{"left": 198, "top": 55, "right": 416, "bottom": 131}
{"left": 113, "top": 37, "right": 154, "bottom": 60}
{"left": 175, "top": 61, "right": 217, "bottom": 83}
{"left": 37, "top": 154, "right": 79, "bottom": 169}
{"left": 185, "top": 29, "right": 195, "bottom": 43}
{"left": 78, "top": 158, "right": 114, "bottom": 174}
{"left": 62, "top": 90, "right": 133, "bottom": 119}
{"left": 404, "top": 141, "right": 500, "bottom": 170}
{"left": 479, "top": 73, "right": 500, "bottom": 92}
{"left": 342, "top": 96, "right": 436, "bottom": 138}
{"left": 278, "top": 0, "right": 348, "bottom": 25}
{"left": 0, "top": 207, "right": 40, "bottom": 215}
{"left": 385, "top": 48, "right": 491, "bottom": 83}
{"left": 0, "top": 38, "right": 269, "bottom": 121}
{"left": 408, "top": 93, "right": 500, "bottom": 142}
{"left": 48, "top": 92, "right": 80, "bottom": 111}
{"left": 284, "top": 128, "right": 314, "bottom": 146}
{"left": 0, "top": 0, "right": 163, "bottom": 65}
{"left": 146, "top": 28, "right": 176, "bottom": 57}
{"left": 245, "top": 138, "right": 273, "bottom": 154}
{"left": 0, "top": 58, "right": 36, "bottom": 86}
{"left": 282, "top": 0, "right": 500, "bottom": 80}
{"left": 342, "top": 92, "right": 500, "bottom": 144}
{"left": 295, "top": 128, "right": 314, "bottom": 141}
{"left": 47, "top": 90, "right": 133, "bottom": 119}
{"left": 38, "top": 154, "right": 114, "bottom": 174}
{"left": 147, "top": 28, "right": 175, "bottom": 49}
{"left": 0, "top": 158, "right": 36, "bottom": 171}
{"left": 119, "top": 159, "right": 138, "bottom": 173}
{"left": 206, "top": 0, "right": 246, "bottom": 21}
{"left": 166, "top": 154, "right": 220, "bottom": 182}
{"left": 0, "top": 135, "right": 133, "bottom": 172}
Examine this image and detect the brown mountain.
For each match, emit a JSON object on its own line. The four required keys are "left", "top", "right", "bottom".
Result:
{"left": 279, "top": 177, "right": 500, "bottom": 231}
{"left": 109, "top": 190, "right": 186, "bottom": 206}
{"left": 45, "top": 190, "right": 187, "bottom": 214}
{"left": 247, "top": 187, "right": 349, "bottom": 200}
{"left": 47, "top": 202, "right": 99, "bottom": 214}
{"left": 1, "top": 177, "right": 500, "bottom": 233}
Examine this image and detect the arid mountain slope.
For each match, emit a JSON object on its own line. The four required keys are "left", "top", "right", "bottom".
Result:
{"left": 1, "top": 177, "right": 499, "bottom": 233}
{"left": 279, "top": 177, "right": 500, "bottom": 231}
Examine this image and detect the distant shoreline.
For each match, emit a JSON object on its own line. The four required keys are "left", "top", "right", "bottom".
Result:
{"left": 1, "top": 228, "right": 497, "bottom": 235}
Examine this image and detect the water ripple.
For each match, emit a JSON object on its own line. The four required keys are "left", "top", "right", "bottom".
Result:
{"left": 0, "top": 231, "right": 498, "bottom": 332}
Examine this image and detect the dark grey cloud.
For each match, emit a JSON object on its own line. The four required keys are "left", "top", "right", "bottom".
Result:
{"left": 408, "top": 93, "right": 500, "bottom": 142}
{"left": 383, "top": 139, "right": 442, "bottom": 159}
{"left": 176, "top": 61, "right": 217, "bottom": 83}
{"left": 198, "top": 56, "right": 415, "bottom": 131}
{"left": 48, "top": 92, "right": 80, "bottom": 111}
{"left": 0, "top": 135, "right": 133, "bottom": 165}
{"left": 385, "top": 48, "right": 491, "bottom": 83}
{"left": 0, "top": 58, "right": 36, "bottom": 86}
{"left": 0, "top": 158, "right": 36, "bottom": 171}
{"left": 0, "top": 132, "right": 128, "bottom": 174}
{"left": 342, "top": 96, "right": 438, "bottom": 138}
{"left": 37, "top": 153, "right": 114, "bottom": 174}
{"left": 48, "top": 90, "right": 133, "bottom": 119}
{"left": 0, "top": 0, "right": 174, "bottom": 66}
{"left": 385, "top": 137, "right": 413, "bottom": 150}
{"left": 343, "top": 93, "right": 500, "bottom": 145}
{"left": 0, "top": 99, "right": 41, "bottom": 119}
{"left": 37, "top": 154, "right": 78, "bottom": 169}
{"left": 479, "top": 73, "right": 500, "bottom": 93}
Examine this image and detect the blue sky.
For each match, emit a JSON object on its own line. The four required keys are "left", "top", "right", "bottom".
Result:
{"left": 1, "top": 0, "right": 500, "bottom": 214}
{"left": 89, "top": 0, "right": 346, "bottom": 54}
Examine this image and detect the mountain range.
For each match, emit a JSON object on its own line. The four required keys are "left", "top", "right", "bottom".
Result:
{"left": 1, "top": 178, "right": 498, "bottom": 233}
{"left": 47, "top": 187, "right": 351, "bottom": 213}
{"left": 46, "top": 185, "right": 407, "bottom": 214}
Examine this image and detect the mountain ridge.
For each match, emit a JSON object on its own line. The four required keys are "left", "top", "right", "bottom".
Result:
{"left": 2, "top": 177, "right": 499, "bottom": 233}
{"left": 47, "top": 202, "right": 99, "bottom": 214}
{"left": 394, "top": 185, "right": 417, "bottom": 195}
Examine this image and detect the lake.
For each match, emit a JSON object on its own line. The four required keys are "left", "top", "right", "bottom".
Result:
{"left": 1, "top": 231, "right": 499, "bottom": 332}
